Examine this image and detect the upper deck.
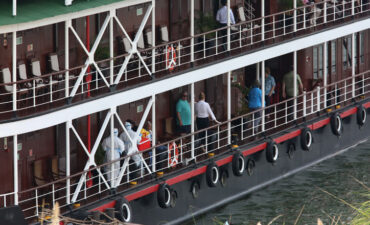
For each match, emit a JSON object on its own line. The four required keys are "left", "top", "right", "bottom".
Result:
{"left": 0, "top": 0, "right": 369, "bottom": 124}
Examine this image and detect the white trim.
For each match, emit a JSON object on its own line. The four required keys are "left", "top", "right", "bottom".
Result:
{"left": 0, "top": 19, "right": 369, "bottom": 138}
{"left": 0, "top": 0, "right": 151, "bottom": 34}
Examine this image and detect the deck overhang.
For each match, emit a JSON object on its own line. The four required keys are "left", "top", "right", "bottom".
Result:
{"left": 0, "top": 18, "right": 369, "bottom": 138}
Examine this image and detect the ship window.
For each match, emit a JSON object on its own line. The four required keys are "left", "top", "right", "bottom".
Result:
{"left": 360, "top": 32, "right": 364, "bottom": 64}
{"left": 342, "top": 36, "right": 352, "bottom": 70}
{"left": 318, "top": 45, "right": 323, "bottom": 79}
{"left": 354, "top": 34, "right": 358, "bottom": 67}
{"left": 331, "top": 41, "right": 336, "bottom": 74}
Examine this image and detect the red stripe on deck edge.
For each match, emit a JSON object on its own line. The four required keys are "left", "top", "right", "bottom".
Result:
{"left": 274, "top": 129, "right": 301, "bottom": 144}
{"left": 126, "top": 184, "right": 159, "bottom": 201}
{"left": 340, "top": 107, "right": 357, "bottom": 118}
{"left": 311, "top": 118, "right": 330, "bottom": 130}
{"left": 242, "top": 143, "right": 267, "bottom": 157}
{"left": 216, "top": 156, "right": 233, "bottom": 166}
{"left": 166, "top": 166, "right": 207, "bottom": 186}
{"left": 90, "top": 200, "right": 116, "bottom": 212}
{"left": 363, "top": 102, "right": 370, "bottom": 108}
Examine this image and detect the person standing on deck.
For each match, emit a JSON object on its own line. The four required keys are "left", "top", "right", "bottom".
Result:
{"left": 248, "top": 80, "right": 264, "bottom": 134}
{"left": 120, "top": 121, "right": 142, "bottom": 179}
{"left": 176, "top": 91, "right": 191, "bottom": 135}
{"left": 102, "top": 128, "right": 125, "bottom": 185}
{"left": 216, "top": 0, "right": 236, "bottom": 51}
{"left": 195, "top": 92, "right": 221, "bottom": 144}
{"left": 265, "top": 67, "right": 276, "bottom": 119}
{"left": 282, "top": 68, "right": 304, "bottom": 120}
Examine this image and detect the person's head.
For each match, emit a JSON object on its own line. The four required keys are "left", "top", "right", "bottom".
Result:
{"left": 265, "top": 67, "right": 271, "bottom": 78}
{"left": 199, "top": 92, "right": 205, "bottom": 101}
{"left": 221, "top": 0, "right": 227, "bottom": 6}
{"left": 181, "top": 91, "right": 188, "bottom": 101}
{"left": 125, "top": 121, "right": 132, "bottom": 130}
{"left": 114, "top": 128, "right": 119, "bottom": 137}
{"left": 252, "top": 79, "right": 260, "bottom": 88}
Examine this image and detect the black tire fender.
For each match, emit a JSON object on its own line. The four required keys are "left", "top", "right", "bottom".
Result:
{"left": 300, "top": 127, "right": 313, "bottom": 151}
{"left": 206, "top": 162, "right": 219, "bottom": 187}
{"left": 246, "top": 158, "right": 255, "bottom": 176}
{"left": 232, "top": 151, "right": 245, "bottom": 176}
{"left": 266, "top": 141, "right": 279, "bottom": 163}
{"left": 115, "top": 197, "right": 132, "bottom": 222}
{"left": 357, "top": 105, "right": 367, "bottom": 126}
{"left": 157, "top": 183, "right": 172, "bottom": 208}
{"left": 330, "top": 112, "right": 342, "bottom": 136}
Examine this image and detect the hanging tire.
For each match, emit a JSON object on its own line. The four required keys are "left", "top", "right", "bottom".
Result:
{"left": 115, "top": 197, "right": 132, "bottom": 222}
{"left": 232, "top": 151, "right": 245, "bottom": 176}
{"left": 357, "top": 105, "right": 367, "bottom": 126}
{"left": 220, "top": 169, "right": 228, "bottom": 187}
{"left": 157, "top": 183, "right": 172, "bottom": 208}
{"left": 206, "top": 162, "right": 219, "bottom": 187}
{"left": 266, "top": 141, "right": 279, "bottom": 163}
{"left": 300, "top": 127, "right": 313, "bottom": 151}
{"left": 190, "top": 181, "right": 200, "bottom": 199}
{"left": 330, "top": 112, "right": 342, "bottom": 136}
{"left": 246, "top": 158, "right": 255, "bottom": 176}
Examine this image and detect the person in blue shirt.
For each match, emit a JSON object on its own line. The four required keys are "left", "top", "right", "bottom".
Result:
{"left": 176, "top": 91, "right": 191, "bottom": 134}
{"left": 248, "top": 80, "right": 263, "bottom": 134}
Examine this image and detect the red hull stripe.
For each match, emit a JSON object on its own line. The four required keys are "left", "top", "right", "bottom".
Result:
{"left": 242, "top": 143, "right": 267, "bottom": 157}
{"left": 126, "top": 184, "right": 159, "bottom": 201}
{"left": 166, "top": 166, "right": 207, "bottom": 186}
{"left": 311, "top": 118, "right": 330, "bottom": 130}
{"left": 363, "top": 102, "right": 370, "bottom": 108}
{"left": 90, "top": 200, "right": 116, "bottom": 212}
{"left": 340, "top": 107, "right": 357, "bottom": 118}
{"left": 216, "top": 156, "right": 233, "bottom": 167}
{"left": 274, "top": 130, "right": 301, "bottom": 144}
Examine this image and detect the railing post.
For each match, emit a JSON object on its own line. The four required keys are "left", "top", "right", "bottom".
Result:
{"left": 303, "top": 7, "right": 306, "bottom": 29}
{"left": 227, "top": 72, "right": 231, "bottom": 144}
{"left": 261, "top": 61, "right": 265, "bottom": 131}
{"left": 241, "top": 117, "right": 244, "bottom": 140}
{"left": 293, "top": 51, "right": 297, "bottom": 120}
{"left": 66, "top": 120, "right": 71, "bottom": 205}
{"left": 352, "top": 33, "right": 355, "bottom": 98}
{"left": 203, "top": 35, "right": 206, "bottom": 58}
{"left": 324, "top": 41, "right": 328, "bottom": 108}
{"left": 151, "top": 0, "right": 156, "bottom": 74}
{"left": 293, "top": 0, "right": 297, "bottom": 32}
{"left": 152, "top": 94, "right": 156, "bottom": 172}
{"left": 334, "top": 0, "right": 336, "bottom": 21}
{"left": 13, "top": 135, "right": 18, "bottom": 205}
{"left": 324, "top": 1, "right": 327, "bottom": 23}
{"left": 110, "top": 9, "right": 115, "bottom": 85}
{"left": 190, "top": 0, "right": 194, "bottom": 63}
{"left": 283, "top": 13, "right": 286, "bottom": 35}
{"left": 352, "top": 0, "right": 355, "bottom": 15}
{"left": 227, "top": 0, "right": 231, "bottom": 51}
{"left": 252, "top": 113, "right": 255, "bottom": 136}
{"left": 262, "top": 0, "right": 265, "bottom": 40}
{"left": 311, "top": 92, "right": 314, "bottom": 113}
{"left": 317, "top": 86, "right": 320, "bottom": 112}
{"left": 191, "top": 83, "right": 195, "bottom": 159}
{"left": 273, "top": 16, "right": 276, "bottom": 38}
{"left": 12, "top": 31, "right": 17, "bottom": 112}
{"left": 303, "top": 91, "right": 307, "bottom": 117}
{"left": 65, "top": 19, "right": 70, "bottom": 98}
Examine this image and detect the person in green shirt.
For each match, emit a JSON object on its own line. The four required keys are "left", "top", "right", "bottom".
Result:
{"left": 282, "top": 69, "right": 304, "bottom": 120}
{"left": 176, "top": 91, "right": 191, "bottom": 134}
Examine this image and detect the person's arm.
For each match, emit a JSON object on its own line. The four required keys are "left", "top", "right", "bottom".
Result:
{"left": 230, "top": 10, "right": 236, "bottom": 24}
{"left": 206, "top": 103, "right": 217, "bottom": 122}
{"left": 298, "top": 75, "right": 304, "bottom": 94}
{"left": 269, "top": 76, "right": 276, "bottom": 97}
{"left": 216, "top": 10, "right": 221, "bottom": 23}
{"left": 176, "top": 102, "right": 183, "bottom": 126}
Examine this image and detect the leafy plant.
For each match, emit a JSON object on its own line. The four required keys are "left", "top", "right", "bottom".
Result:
{"left": 232, "top": 82, "right": 250, "bottom": 116}
{"left": 279, "top": 0, "right": 304, "bottom": 11}
{"left": 195, "top": 11, "right": 218, "bottom": 39}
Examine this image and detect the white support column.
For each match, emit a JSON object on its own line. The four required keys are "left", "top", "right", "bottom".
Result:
{"left": 227, "top": 0, "right": 231, "bottom": 51}
{"left": 294, "top": 0, "right": 297, "bottom": 32}
{"left": 352, "top": 0, "right": 355, "bottom": 15}
{"left": 324, "top": 42, "right": 328, "bottom": 108}
{"left": 12, "top": 31, "right": 17, "bottom": 112}
{"left": 152, "top": 0, "right": 156, "bottom": 73}
{"left": 324, "top": 1, "right": 327, "bottom": 23}
{"left": 261, "top": 61, "right": 265, "bottom": 132}
{"left": 151, "top": 94, "right": 156, "bottom": 172}
{"left": 293, "top": 51, "right": 297, "bottom": 120}
{"left": 190, "top": 0, "right": 194, "bottom": 62}
{"left": 262, "top": 0, "right": 265, "bottom": 41}
{"left": 110, "top": 10, "right": 115, "bottom": 85}
{"left": 227, "top": 72, "right": 231, "bottom": 144}
{"left": 12, "top": 0, "right": 16, "bottom": 16}
{"left": 110, "top": 108, "right": 115, "bottom": 186}
{"left": 65, "top": 20, "right": 70, "bottom": 98}
{"left": 352, "top": 33, "right": 355, "bottom": 98}
{"left": 66, "top": 120, "right": 71, "bottom": 205}
{"left": 13, "top": 135, "right": 18, "bottom": 205}
{"left": 256, "top": 63, "right": 260, "bottom": 81}
{"left": 191, "top": 83, "right": 195, "bottom": 159}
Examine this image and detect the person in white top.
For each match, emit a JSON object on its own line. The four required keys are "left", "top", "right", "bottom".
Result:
{"left": 195, "top": 92, "right": 220, "bottom": 144}
{"left": 216, "top": 0, "right": 236, "bottom": 51}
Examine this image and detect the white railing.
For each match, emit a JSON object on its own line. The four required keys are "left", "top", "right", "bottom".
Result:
{"left": 2, "top": 69, "right": 369, "bottom": 223}
{"left": 0, "top": 0, "right": 368, "bottom": 119}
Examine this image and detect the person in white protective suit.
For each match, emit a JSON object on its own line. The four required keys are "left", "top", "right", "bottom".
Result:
{"left": 102, "top": 128, "right": 125, "bottom": 185}
{"left": 119, "top": 121, "right": 142, "bottom": 179}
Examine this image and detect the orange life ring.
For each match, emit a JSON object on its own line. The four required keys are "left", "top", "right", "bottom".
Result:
{"left": 166, "top": 45, "right": 177, "bottom": 71}
{"left": 168, "top": 142, "right": 179, "bottom": 167}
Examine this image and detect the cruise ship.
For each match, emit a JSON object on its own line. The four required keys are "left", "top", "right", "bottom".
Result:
{"left": 0, "top": 0, "right": 369, "bottom": 224}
